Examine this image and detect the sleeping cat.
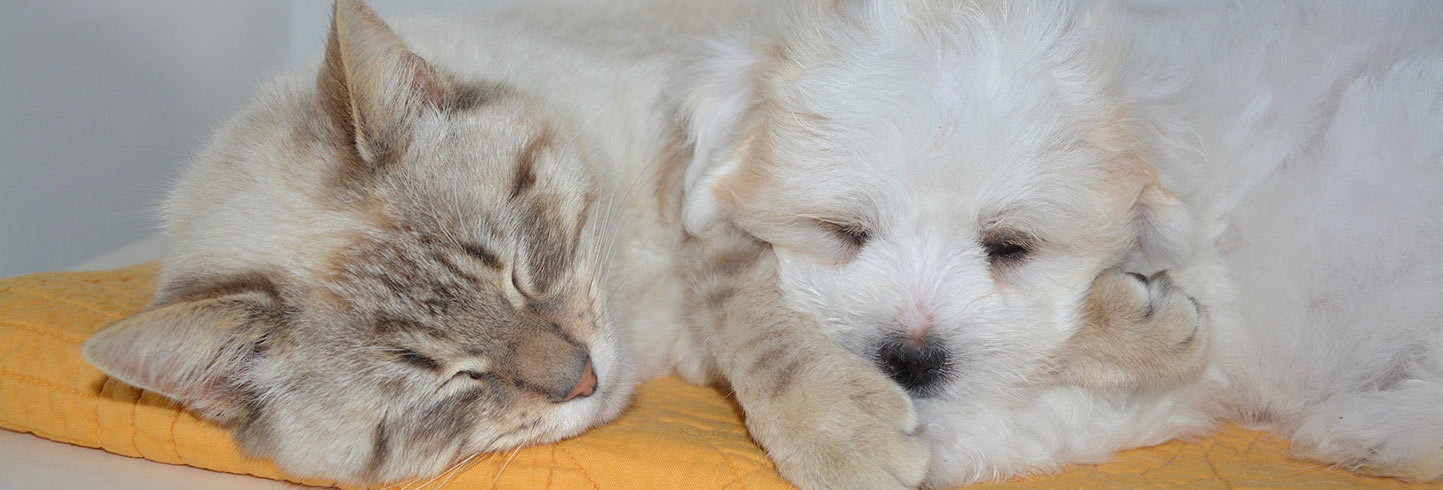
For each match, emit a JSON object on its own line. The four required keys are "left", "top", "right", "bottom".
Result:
{"left": 80, "top": 0, "right": 733, "bottom": 484}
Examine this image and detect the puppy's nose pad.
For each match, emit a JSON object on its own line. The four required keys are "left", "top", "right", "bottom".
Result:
{"left": 560, "top": 357, "right": 597, "bottom": 403}
{"left": 878, "top": 340, "right": 949, "bottom": 397}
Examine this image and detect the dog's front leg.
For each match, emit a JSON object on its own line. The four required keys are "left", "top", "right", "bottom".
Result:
{"left": 681, "top": 223, "right": 929, "bottom": 490}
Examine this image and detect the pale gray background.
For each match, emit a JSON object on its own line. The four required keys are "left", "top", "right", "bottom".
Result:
{"left": 1, "top": 0, "right": 487, "bottom": 278}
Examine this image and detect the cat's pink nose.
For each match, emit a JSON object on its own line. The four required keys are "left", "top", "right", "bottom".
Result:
{"left": 562, "top": 358, "right": 596, "bottom": 402}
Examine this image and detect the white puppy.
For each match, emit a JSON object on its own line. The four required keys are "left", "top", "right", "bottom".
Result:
{"left": 678, "top": 0, "right": 1443, "bottom": 486}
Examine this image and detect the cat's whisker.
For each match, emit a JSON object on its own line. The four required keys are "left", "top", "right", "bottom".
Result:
{"left": 403, "top": 467, "right": 445, "bottom": 490}
{"left": 386, "top": 479, "right": 417, "bottom": 490}
{"left": 592, "top": 182, "right": 624, "bottom": 270}
{"left": 381, "top": 473, "right": 421, "bottom": 490}
{"left": 353, "top": 346, "right": 409, "bottom": 354}
{"left": 438, "top": 451, "right": 497, "bottom": 489}
{"left": 491, "top": 446, "right": 523, "bottom": 487}
{"left": 409, "top": 450, "right": 480, "bottom": 490}
{"left": 590, "top": 130, "right": 678, "bottom": 267}
{"left": 607, "top": 266, "right": 650, "bottom": 299}
{"left": 396, "top": 475, "right": 424, "bottom": 490}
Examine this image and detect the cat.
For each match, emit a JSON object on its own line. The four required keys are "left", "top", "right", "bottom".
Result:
{"left": 676, "top": 0, "right": 1442, "bottom": 488}
{"left": 81, "top": 0, "right": 743, "bottom": 484}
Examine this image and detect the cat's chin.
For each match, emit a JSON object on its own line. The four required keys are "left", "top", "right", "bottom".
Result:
{"left": 563, "top": 339, "right": 639, "bottom": 433}
{"left": 501, "top": 340, "right": 638, "bottom": 449}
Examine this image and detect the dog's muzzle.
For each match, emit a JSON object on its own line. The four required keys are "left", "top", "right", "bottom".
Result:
{"left": 876, "top": 335, "right": 950, "bottom": 397}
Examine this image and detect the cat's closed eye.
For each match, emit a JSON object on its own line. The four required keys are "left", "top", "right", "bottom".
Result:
{"left": 511, "top": 269, "right": 533, "bottom": 299}
{"left": 396, "top": 348, "right": 442, "bottom": 371}
{"left": 460, "top": 242, "right": 502, "bottom": 269}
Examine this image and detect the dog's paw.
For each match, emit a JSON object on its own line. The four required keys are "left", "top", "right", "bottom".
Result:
{"left": 1054, "top": 269, "right": 1209, "bottom": 391}
{"left": 1108, "top": 270, "right": 1203, "bottom": 346}
{"left": 745, "top": 353, "right": 929, "bottom": 490}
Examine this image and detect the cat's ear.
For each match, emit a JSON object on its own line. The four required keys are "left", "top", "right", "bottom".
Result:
{"left": 678, "top": 35, "right": 768, "bottom": 236}
{"left": 318, "top": 0, "right": 453, "bottom": 166}
{"left": 83, "top": 276, "right": 283, "bottom": 425}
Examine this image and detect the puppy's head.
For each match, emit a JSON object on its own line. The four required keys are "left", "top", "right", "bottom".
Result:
{"left": 680, "top": 0, "right": 1192, "bottom": 401}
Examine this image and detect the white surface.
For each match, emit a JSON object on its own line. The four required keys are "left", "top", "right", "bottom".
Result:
{"left": 0, "top": 430, "right": 299, "bottom": 490}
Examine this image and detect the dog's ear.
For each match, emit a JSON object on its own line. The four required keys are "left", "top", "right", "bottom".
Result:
{"left": 1134, "top": 179, "right": 1193, "bottom": 268}
{"left": 318, "top": 0, "right": 453, "bottom": 169}
{"left": 1106, "top": 119, "right": 1195, "bottom": 268}
{"left": 677, "top": 35, "right": 768, "bottom": 236}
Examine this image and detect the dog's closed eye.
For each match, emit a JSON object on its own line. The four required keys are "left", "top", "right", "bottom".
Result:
{"left": 982, "top": 229, "right": 1035, "bottom": 266}
{"left": 815, "top": 219, "right": 872, "bottom": 250}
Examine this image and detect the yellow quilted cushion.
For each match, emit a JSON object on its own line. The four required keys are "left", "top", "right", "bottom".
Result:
{"left": 0, "top": 264, "right": 1433, "bottom": 489}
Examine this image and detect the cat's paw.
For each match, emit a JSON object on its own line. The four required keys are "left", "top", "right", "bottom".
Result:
{"left": 745, "top": 354, "right": 928, "bottom": 490}
{"left": 1055, "top": 270, "right": 1209, "bottom": 391}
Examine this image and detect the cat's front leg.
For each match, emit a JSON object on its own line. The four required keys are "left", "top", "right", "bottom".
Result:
{"left": 1052, "top": 270, "right": 1210, "bottom": 391}
{"left": 682, "top": 224, "right": 928, "bottom": 490}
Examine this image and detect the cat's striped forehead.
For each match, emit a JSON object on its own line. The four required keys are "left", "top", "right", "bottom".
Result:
{"left": 361, "top": 83, "right": 603, "bottom": 299}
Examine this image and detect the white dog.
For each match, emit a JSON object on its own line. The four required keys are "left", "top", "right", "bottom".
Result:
{"left": 677, "top": 0, "right": 1443, "bottom": 486}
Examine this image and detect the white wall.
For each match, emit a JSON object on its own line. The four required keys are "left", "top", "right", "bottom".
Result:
{"left": 0, "top": 1, "right": 290, "bottom": 276}
{"left": 286, "top": 1, "right": 492, "bottom": 67}
{"left": 0, "top": 1, "right": 493, "bottom": 277}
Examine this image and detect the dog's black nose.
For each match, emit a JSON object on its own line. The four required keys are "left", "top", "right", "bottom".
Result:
{"left": 877, "top": 338, "right": 950, "bottom": 397}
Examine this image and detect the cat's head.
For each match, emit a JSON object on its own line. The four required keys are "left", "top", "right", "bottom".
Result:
{"left": 679, "top": 0, "right": 1193, "bottom": 402}
{"left": 83, "top": 0, "right": 633, "bottom": 484}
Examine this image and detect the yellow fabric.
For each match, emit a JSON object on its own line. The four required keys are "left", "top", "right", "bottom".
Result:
{"left": 0, "top": 264, "right": 1434, "bottom": 489}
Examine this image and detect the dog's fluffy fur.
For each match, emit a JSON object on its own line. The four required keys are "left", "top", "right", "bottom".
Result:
{"left": 679, "top": 0, "right": 1442, "bottom": 486}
